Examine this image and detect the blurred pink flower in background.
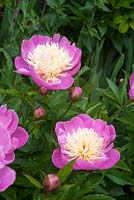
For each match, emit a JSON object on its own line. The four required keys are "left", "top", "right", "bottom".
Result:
{"left": 0, "top": 105, "right": 29, "bottom": 192}
{"left": 52, "top": 114, "right": 120, "bottom": 170}
{"left": 128, "top": 73, "right": 134, "bottom": 100}
{"left": 15, "top": 34, "right": 81, "bottom": 90}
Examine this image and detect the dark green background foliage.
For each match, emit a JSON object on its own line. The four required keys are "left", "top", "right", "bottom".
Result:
{"left": 0, "top": 0, "right": 134, "bottom": 199}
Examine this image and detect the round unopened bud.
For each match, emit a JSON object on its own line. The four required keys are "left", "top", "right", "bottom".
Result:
{"left": 40, "top": 87, "right": 48, "bottom": 96}
{"left": 70, "top": 86, "right": 83, "bottom": 101}
{"left": 44, "top": 174, "right": 60, "bottom": 192}
{"left": 34, "top": 107, "right": 45, "bottom": 119}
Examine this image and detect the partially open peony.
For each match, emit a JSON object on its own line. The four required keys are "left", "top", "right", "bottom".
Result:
{"left": 52, "top": 114, "right": 120, "bottom": 170}
{"left": 0, "top": 105, "right": 29, "bottom": 192}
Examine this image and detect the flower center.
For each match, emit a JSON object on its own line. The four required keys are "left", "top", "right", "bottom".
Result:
{"left": 64, "top": 128, "right": 104, "bottom": 162}
{"left": 27, "top": 43, "right": 72, "bottom": 83}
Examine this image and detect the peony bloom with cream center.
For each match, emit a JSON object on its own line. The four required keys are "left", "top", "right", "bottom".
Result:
{"left": 52, "top": 114, "right": 120, "bottom": 170}
{"left": 15, "top": 34, "right": 82, "bottom": 90}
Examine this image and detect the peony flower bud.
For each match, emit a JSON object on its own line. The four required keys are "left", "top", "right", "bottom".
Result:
{"left": 44, "top": 174, "right": 60, "bottom": 192}
{"left": 34, "top": 107, "right": 45, "bottom": 119}
{"left": 40, "top": 87, "right": 48, "bottom": 96}
{"left": 70, "top": 86, "right": 83, "bottom": 101}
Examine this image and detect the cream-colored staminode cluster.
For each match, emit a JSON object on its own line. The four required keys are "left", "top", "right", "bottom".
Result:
{"left": 64, "top": 128, "right": 104, "bottom": 162}
{"left": 27, "top": 43, "right": 72, "bottom": 83}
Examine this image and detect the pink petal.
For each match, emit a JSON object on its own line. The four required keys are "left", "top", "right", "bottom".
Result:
{"left": 0, "top": 166, "right": 16, "bottom": 192}
{"left": 74, "top": 158, "right": 98, "bottom": 170}
{"left": 30, "top": 66, "right": 74, "bottom": 90}
{"left": 77, "top": 114, "right": 91, "bottom": 123}
{"left": 52, "top": 148, "right": 69, "bottom": 169}
{"left": 99, "top": 149, "right": 120, "bottom": 170}
{"left": 64, "top": 116, "right": 84, "bottom": 134}
{"left": 52, "top": 34, "right": 60, "bottom": 43}
{"left": 11, "top": 126, "right": 29, "bottom": 149}
{"left": 21, "top": 39, "right": 35, "bottom": 62}
{"left": 4, "top": 152, "right": 15, "bottom": 165}
{"left": 0, "top": 105, "right": 19, "bottom": 134}
{"left": 15, "top": 68, "right": 31, "bottom": 76}
{"left": 14, "top": 56, "right": 30, "bottom": 70}
{"left": 7, "top": 109, "right": 19, "bottom": 135}
{"left": 0, "top": 127, "right": 11, "bottom": 153}
{"left": 49, "top": 75, "right": 74, "bottom": 90}
{"left": 129, "top": 73, "right": 134, "bottom": 86}
{"left": 67, "top": 62, "right": 81, "bottom": 76}
{"left": 59, "top": 36, "right": 70, "bottom": 48}
{"left": 30, "top": 35, "right": 51, "bottom": 46}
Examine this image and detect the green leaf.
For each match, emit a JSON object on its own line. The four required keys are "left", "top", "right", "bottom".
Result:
{"left": 119, "top": 21, "right": 129, "bottom": 33}
{"left": 113, "top": 15, "right": 124, "bottom": 24}
{"left": 86, "top": 103, "right": 102, "bottom": 114}
{"left": 24, "top": 174, "right": 43, "bottom": 189}
{"left": 114, "top": 160, "right": 131, "bottom": 171}
{"left": 111, "top": 54, "right": 124, "bottom": 82}
{"left": 130, "top": 21, "right": 134, "bottom": 30}
{"left": 106, "top": 78, "right": 120, "bottom": 102}
{"left": 105, "top": 170, "right": 131, "bottom": 185}
{"left": 57, "top": 160, "right": 75, "bottom": 183}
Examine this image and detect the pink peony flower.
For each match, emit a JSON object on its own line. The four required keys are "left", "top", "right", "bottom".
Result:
{"left": 15, "top": 34, "right": 82, "bottom": 90}
{"left": 128, "top": 73, "right": 134, "bottom": 100}
{"left": 52, "top": 114, "right": 120, "bottom": 170}
{"left": 0, "top": 105, "right": 29, "bottom": 192}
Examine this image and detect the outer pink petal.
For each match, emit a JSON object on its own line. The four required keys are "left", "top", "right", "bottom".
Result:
{"left": 0, "top": 127, "right": 11, "bottom": 153}
{"left": 129, "top": 89, "right": 134, "bottom": 100}
{"left": 21, "top": 39, "right": 35, "bottom": 62}
{"left": 77, "top": 114, "right": 91, "bottom": 123}
{"left": 99, "top": 149, "right": 120, "bottom": 170}
{"left": 0, "top": 166, "right": 16, "bottom": 192}
{"left": 30, "top": 67, "right": 74, "bottom": 90}
{"left": 63, "top": 116, "right": 84, "bottom": 134}
{"left": 0, "top": 105, "right": 19, "bottom": 134}
{"left": 52, "top": 148, "right": 69, "bottom": 169}
{"left": 15, "top": 57, "right": 30, "bottom": 76}
{"left": 52, "top": 34, "right": 60, "bottom": 43}
{"left": 4, "top": 152, "right": 15, "bottom": 165}
{"left": 67, "top": 62, "right": 81, "bottom": 76}
{"left": 7, "top": 109, "right": 19, "bottom": 135}
{"left": 15, "top": 68, "right": 31, "bottom": 76}
{"left": 129, "top": 73, "right": 134, "bottom": 86}
{"left": 15, "top": 56, "right": 30, "bottom": 70}
{"left": 47, "top": 75, "right": 74, "bottom": 90}
{"left": 11, "top": 126, "right": 29, "bottom": 149}
{"left": 30, "top": 35, "right": 51, "bottom": 46}
{"left": 59, "top": 36, "right": 70, "bottom": 48}
{"left": 73, "top": 159, "right": 98, "bottom": 170}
